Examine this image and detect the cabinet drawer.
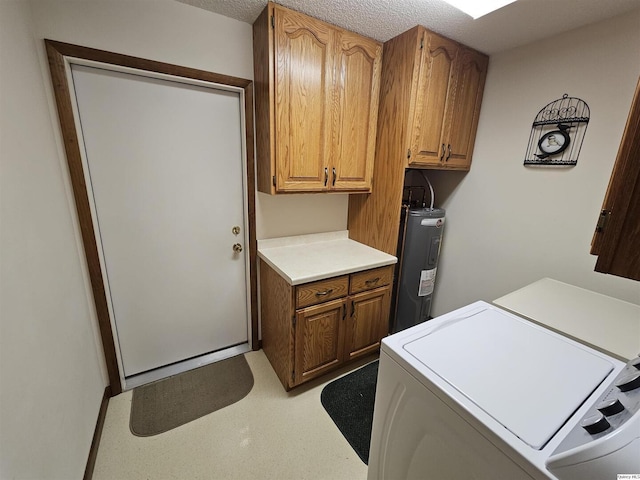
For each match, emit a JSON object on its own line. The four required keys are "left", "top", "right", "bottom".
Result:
{"left": 349, "top": 266, "right": 394, "bottom": 294}
{"left": 296, "top": 276, "right": 349, "bottom": 309}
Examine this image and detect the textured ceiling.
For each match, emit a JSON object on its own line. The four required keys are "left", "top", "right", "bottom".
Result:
{"left": 176, "top": 0, "right": 640, "bottom": 54}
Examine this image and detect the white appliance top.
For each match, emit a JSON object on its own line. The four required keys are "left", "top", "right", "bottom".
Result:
{"left": 494, "top": 277, "right": 640, "bottom": 361}
{"left": 399, "top": 303, "right": 614, "bottom": 449}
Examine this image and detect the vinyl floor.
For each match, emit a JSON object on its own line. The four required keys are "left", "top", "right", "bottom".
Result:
{"left": 93, "top": 349, "right": 372, "bottom": 480}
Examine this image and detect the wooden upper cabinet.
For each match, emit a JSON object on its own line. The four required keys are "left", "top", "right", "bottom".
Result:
{"left": 347, "top": 26, "right": 488, "bottom": 257}
{"left": 332, "top": 30, "right": 381, "bottom": 191}
{"left": 253, "top": 2, "right": 382, "bottom": 194}
{"left": 445, "top": 47, "right": 489, "bottom": 169}
{"left": 407, "top": 29, "right": 488, "bottom": 170}
{"left": 409, "top": 34, "right": 458, "bottom": 166}
{"left": 274, "top": 7, "right": 333, "bottom": 192}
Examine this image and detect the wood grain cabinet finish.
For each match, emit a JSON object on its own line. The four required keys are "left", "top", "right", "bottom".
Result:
{"left": 591, "top": 76, "right": 640, "bottom": 281}
{"left": 408, "top": 29, "right": 488, "bottom": 169}
{"left": 344, "top": 286, "right": 391, "bottom": 362}
{"left": 348, "top": 26, "right": 488, "bottom": 255}
{"left": 253, "top": 2, "right": 382, "bottom": 194}
{"left": 349, "top": 265, "right": 394, "bottom": 294}
{"left": 294, "top": 298, "right": 347, "bottom": 385}
{"left": 296, "top": 275, "right": 349, "bottom": 308}
{"left": 259, "top": 259, "right": 393, "bottom": 389}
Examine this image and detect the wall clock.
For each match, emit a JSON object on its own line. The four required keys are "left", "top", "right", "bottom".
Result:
{"left": 536, "top": 124, "right": 571, "bottom": 159}
{"left": 524, "top": 94, "right": 589, "bottom": 167}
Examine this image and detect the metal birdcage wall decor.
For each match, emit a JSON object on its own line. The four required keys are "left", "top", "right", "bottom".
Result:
{"left": 524, "top": 94, "right": 590, "bottom": 166}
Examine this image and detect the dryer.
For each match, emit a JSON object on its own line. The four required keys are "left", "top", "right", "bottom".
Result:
{"left": 368, "top": 301, "right": 640, "bottom": 479}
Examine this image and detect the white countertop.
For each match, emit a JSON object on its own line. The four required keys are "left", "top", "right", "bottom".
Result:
{"left": 257, "top": 231, "right": 397, "bottom": 286}
{"left": 494, "top": 278, "right": 640, "bottom": 361}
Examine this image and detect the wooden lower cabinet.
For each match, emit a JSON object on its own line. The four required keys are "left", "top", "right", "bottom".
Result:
{"left": 344, "top": 286, "right": 391, "bottom": 363}
{"left": 259, "top": 259, "right": 393, "bottom": 390}
{"left": 294, "top": 298, "right": 346, "bottom": 385}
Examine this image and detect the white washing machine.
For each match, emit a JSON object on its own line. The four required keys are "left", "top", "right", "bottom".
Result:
{"left": 368, "top": 301, "right": 640, "bottom": 480}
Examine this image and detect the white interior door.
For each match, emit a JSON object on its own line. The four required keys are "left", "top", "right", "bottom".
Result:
{"left": 70, "top": 64, "right": 249, "bottom": 378}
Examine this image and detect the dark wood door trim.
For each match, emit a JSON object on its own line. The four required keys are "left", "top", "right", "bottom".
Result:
{"left": 45, "top": 39, "right": 259, "bottom": 396}
{"left": 83, "top": 386, "right": 111, "bottom": 480}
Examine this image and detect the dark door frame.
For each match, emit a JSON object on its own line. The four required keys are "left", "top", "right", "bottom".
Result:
{"left": 45, "top": 39, "right": 258, "bottom": 396}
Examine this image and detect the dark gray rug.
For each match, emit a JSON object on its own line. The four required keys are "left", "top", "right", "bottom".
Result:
{"left": 320, "top": 360, "right": 379, "bottom": 464}
{"left": 130, "top": 354, "right": 253, "bottom": 436}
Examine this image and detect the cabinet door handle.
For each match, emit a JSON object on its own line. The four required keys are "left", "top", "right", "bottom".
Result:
{"left": 332, "top": 167, "right": 336, "bottom": 186}
{"left": 440, "top": 143, "right": 445, "bottom": 161}
{"left": 445, "top": 144, "right": 452, "bottom": 162}
{"left": 315, "top": 288, "right": 333, "bottom": 297}
{"left": 365, "top": 277, "right": 380, "bottom": 286}
{"left": 324, "top": 167, "right": 328, "bottom": 186}
{"left": 342, "top": 303, "right": 346, "bottom": 320}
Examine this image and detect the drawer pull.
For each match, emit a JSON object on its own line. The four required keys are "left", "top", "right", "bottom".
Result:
{"left": 315, "top": 289, "right": 333, "bottom": 297}
{"left": 365, "top": 277, "right": 380, "bottom": 286}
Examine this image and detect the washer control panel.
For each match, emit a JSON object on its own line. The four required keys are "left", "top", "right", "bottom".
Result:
{"left": 551, "top": 354, "right": 640, "bottom": 455}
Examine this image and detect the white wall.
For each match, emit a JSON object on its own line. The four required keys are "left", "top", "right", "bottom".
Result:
{"left": 428, "top": 10, "right": 640, "bottom": 316}
{"left": 0, "top": 2, "right": 105, "bottom": 478}
{"left": 1, "top": 1, "right": 346, "bottom": 477}
{"left": 29, "top": 0, "right": 347, "bottom": 242}
{"left": 256, "top": 192, "right": 348, "bottom": 238}
{"left": 4, "top": 1, "right": 637, "bottom": 476}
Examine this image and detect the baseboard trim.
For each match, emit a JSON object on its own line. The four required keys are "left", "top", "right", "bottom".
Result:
{"left": 84, "top": 386, "right": 111, "bottom": 480}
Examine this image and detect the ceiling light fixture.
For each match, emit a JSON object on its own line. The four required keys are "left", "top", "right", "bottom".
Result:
{"left": 442, "top": 0, "right": 517, "bottom": 19}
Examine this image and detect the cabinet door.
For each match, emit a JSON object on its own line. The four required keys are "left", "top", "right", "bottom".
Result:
{"left": 294, "top": 298, "right": 346, "bottom": 385}
{"left": 591, "top": 76, "right": 640, "bottom": 280}
{"left": 444, "top": 48, "right": 488, "bottom": 169}
{"left": 274, "top": 6, "right": 333, "bottom": 192}
{"left": 344, "top": 286, "right": 391, "bottom": 362}
{"left": 331, "top": 30, "right": 381, "bottom": 191}
{"left": 408, "top": 33, "right": 458, "bottom": 167}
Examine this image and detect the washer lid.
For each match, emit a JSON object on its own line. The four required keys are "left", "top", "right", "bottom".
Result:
{"left": 403, "top": 306, "right": 614, "bottom": 449}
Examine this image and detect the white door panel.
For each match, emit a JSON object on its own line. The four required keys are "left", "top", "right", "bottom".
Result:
{"left": 71, "top": 64, "right": 248, "bottom": 377}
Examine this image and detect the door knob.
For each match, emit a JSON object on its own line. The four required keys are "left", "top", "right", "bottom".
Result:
{"left": 232, "top": 226, "right": 241, "bottom": 235}
{"left": 233, "top": 243, "right": 243, "bottom": 253}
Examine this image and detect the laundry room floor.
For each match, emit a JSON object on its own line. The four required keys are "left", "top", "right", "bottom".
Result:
{"left": 93, "top": 350, "right": 371, "bottom": 480}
